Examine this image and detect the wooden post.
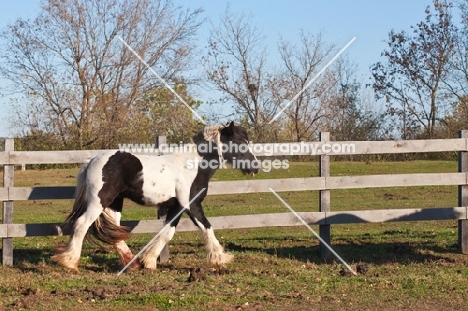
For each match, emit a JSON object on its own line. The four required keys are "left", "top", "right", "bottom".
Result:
{"left": 2, "top": 139, "right": 14, "bottom": 265}
{"left": 319, "top": 132, "right": 331, "bottom": 258}
{"left": 458, "top": 130, "right": 468, "bottom": 254}
{"left": 156, "top": 135, "right": 170, "bottom": 263}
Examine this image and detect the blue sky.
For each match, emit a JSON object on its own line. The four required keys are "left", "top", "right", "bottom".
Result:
{"left": 0, "top": 0, "right": 435, "bottom": 137}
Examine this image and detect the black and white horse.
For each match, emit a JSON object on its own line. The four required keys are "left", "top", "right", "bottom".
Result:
{"left": 52, "top": 122, "right": 259, "bottom": 271}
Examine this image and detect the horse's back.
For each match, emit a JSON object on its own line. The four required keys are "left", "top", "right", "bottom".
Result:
{"left": 85, "top": 151, "right": 201, "bottom": 207}
{"left": 135, "top": 152, "right": 201, "bottom": 206}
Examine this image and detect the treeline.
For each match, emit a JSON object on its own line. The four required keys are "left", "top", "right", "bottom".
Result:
{"left": 0, "top": 0, "right": 467, "bottom": 152}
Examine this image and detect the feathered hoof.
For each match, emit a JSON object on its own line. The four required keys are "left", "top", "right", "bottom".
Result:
{"left": 51, "top": 243, "right": 80, "bottom": 272}
{"left": 208, "top": 252, "right": 234, "bottom": 267}
{"left": 141, "top": 256, "right": 158, "bottom": 270}
{"left": 123, "top": 258, "right": 142, "bottom": 271}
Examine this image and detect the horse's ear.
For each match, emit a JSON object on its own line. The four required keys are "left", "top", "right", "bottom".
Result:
{"left": 228, "top": 121, "right": 235, "bottom": 134}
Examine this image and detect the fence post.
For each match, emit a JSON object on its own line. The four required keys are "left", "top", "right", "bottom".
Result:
{"left": 156, "top": 135, "right": 170, "bottom": 263}
{"left": 2, "top": 139, "right": 14, "bottom": 265}
{"left": 319, "top": 132, "right": 331, "bottom": 258}
{"left": 458, "top": 130, "right": 468, "bottom": 254}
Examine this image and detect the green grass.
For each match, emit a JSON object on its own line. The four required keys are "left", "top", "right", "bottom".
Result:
{"left": 1, "top": 160, "right": 468, "bottom": 310}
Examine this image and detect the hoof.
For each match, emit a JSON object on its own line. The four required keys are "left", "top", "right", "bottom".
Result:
{"left": 123, "top": 258, "right": 142, "bottom": 271}
{"left": 208, "top": 252, "right": 234, "bottom": 267}
{"left": 141, "top": 256, "right": 158, "bottom": 270}
{"left": 51, "top": 243, "right": 79, "bottom": 272}
{"left": 51, "top": 253, "right": 79, "bottom": 272}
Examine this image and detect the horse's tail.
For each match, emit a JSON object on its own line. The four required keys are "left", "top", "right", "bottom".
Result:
{"left": 59, "top": 163, "right": 90, "bottom": 236}
{"left": 58, "top": 162, "right": 131, "bottom": 245}
{"left": 89, "top": 209, "right": 132, "bottom": 245}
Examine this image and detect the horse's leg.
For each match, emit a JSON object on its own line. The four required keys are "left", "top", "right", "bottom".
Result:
{"left": 104, "top": 203, "right": 140, "bottom": 270}
{"left": 141, "top": 198, "right": 182, "bottom": 269}
{"left": 52, "top": 198, "right": 103, "bottom": 271}
{"left": 190, "top": 203, "right": 234, "bottom": 267}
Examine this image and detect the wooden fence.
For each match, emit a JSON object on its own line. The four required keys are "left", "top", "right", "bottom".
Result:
{"left": 2, "top": 132, "right": 468, "bottom": 265}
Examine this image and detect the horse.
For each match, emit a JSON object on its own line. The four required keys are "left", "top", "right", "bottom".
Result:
{"left": 52, "top": 122, "right": 259, "bottom": 271}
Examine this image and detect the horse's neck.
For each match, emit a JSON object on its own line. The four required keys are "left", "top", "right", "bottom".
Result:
{"left": 199, "top": 153, "right": 219, "bottom": 182}
{"left": 192, "top": 140, "right": 220, "bottom": 182}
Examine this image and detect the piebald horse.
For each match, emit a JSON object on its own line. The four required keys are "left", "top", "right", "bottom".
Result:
{"left": 52, "top": 122, "right": 259, "bottom": 271}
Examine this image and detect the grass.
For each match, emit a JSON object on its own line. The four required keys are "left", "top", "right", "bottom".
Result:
{"left": 1, "top": 160, "right": 468, "bottom": 310}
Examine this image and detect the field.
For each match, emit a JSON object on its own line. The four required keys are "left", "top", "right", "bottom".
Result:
{"left": 1, "top": 160, "right": 468, "bottom": 310}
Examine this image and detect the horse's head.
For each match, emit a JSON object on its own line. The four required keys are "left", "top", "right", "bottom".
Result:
{"left": 219, "top": 122, "right": 260, "bottom": 175}
{"left": 193, "top": 122, "right": 260, "bottom": 175}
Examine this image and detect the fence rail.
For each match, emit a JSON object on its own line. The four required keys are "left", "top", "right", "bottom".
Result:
{"left": 0, "top": 137, "right": 466, "bottom": 165}
{"left": 0, "top": 172, "right": 464, "bottom": 202}
{"left": 2, "top": 133, "right": 468, "bottom": 265}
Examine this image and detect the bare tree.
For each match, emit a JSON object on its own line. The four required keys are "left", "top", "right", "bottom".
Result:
{"left": 440, "top": 0, "right": 468, "bottom": 135}
{"left": 203, "top": 7, "right": 278, "bottom": 141}
{"left": 272, "top": 30, "right": 336, "bottom": 141}
{"left": 322, "top": 58, "right": 385, "bottom": 141}
{"left": 371, "top": 0, "right": 455, "bottom": 139}
{"left": 0, "top": 0, "right": 203, "bottom": 149}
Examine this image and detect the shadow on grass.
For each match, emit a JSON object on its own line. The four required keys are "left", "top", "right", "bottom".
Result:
{"left": 225, "top": 240, "right": 460, "bottom": 266}
{"left": 9, "top": 238, "right": 461, "bottom": 273}
{"left": 12, "top": 249, "right": 51, "bottom": 266}
{"left": 11, "top": 247, "right": 124, "bottom": 273}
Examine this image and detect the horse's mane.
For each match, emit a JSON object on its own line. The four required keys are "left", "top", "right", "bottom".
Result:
{"left": 191, "top": 122, "right": 249, "bottom": 148}
{"left": 203, "top": 124, "right": 223, "bottom": 143}
{"left": 231, "top": 125, "right": 249, "bottom": 141}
